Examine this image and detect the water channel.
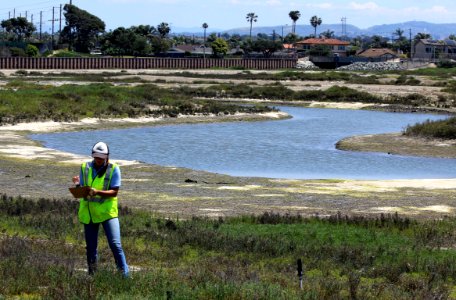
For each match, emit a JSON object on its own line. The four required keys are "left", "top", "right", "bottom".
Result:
{"left": 31, "top": 106, "right": 456, "bottom": 180}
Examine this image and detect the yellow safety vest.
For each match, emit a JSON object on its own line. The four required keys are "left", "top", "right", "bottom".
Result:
{"left": 78, "top": 162, "right": 119, "bottom": 224}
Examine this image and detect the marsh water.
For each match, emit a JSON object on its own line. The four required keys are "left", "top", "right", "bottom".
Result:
{"left": 31, "top": 107, "right": 456, "bottom": 180}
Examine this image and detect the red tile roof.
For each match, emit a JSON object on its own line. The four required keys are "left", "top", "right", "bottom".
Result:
{"left": 296, "top": 38, "right": 350, "bottom": 46}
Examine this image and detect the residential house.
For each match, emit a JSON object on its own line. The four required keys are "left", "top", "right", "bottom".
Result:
{"left": 413, "top": 39, "right": 456, "bottom": 60}
{"left": 357, "top": 48, "right": 399, "bottom": 61}
{"left": 295, "top": 38, "right": 350, "bottom": 57}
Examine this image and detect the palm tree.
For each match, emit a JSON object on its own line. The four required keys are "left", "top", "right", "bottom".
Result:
{"left": 310, "top": 15, "right": 322, "bottom": 37}
{"left": 414, "top": 32, "right": 431, "bottom": 42}
{"left": 370, "top": 35, "right": 385, "bottom": 48}
{"left": 321, "top": 30, "right": 334, "bottom": 39}
{"left": 394, "top": 28, "right": 404, "bottom": 40}
{"left": 202, "top": 22, "right": 208, "bottom": 58}
{"left": 246, "top": 12, "right": 258, "bottom": 39}
{"left": 202, "top": 23, "right": 208, "bottom": 44}
{"left": 288, "top": 11, "right": 300, "bottom": 34}
{"left": 157, "top": 22, "right": 170, "bottom": 38}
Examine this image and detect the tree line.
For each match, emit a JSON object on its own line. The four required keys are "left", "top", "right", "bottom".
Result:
{"left": 0, "top": 4, "right": 450, "bottom": 58}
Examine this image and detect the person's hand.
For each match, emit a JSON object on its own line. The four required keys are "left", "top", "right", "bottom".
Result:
{"left": 72, "top": 176, "right": 80, "bottom": 185}
{"left": 89, "top": 188, "right": 97, "bottom": 197}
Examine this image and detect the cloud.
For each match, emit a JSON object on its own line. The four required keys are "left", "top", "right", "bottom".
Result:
{"left": 229, "top": 0, "right": 281, "bottom": 5}
{"left": 398, "top": 5, "right": 451, "bottom": 20}
{"left": 100, "top": 0, "right": 187, "bottom": 3}
{"left": 427, "top": 5, "right": 449, "bottom": 14}
{"left": 266, "top": 0, "right": 282, "bottom": 5}
{"left": 349, "top": 2, "right": 380, "bottom": 10}
{"left": 307, "top": 3, "right": 334, "bottom": 9}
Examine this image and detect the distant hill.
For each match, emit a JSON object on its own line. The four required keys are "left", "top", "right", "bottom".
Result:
{"left": 174, "top": 21, "right": 456, "bottom": 40}
{"left": 364, "top": 21, "right": 456, "bottom": 39}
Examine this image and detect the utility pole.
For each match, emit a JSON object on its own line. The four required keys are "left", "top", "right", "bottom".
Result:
{"left": 25, "top": 11, "right": 27, "bottom": 20}
{"left": 40, "top": 11, "right": 43, "bottom": 41}
{"left": 341, "top": 17, "right": 347, "bottom": 40}
{"left": 51, "top": 7, "right": 55, "bottom": 47}
{"left": 13, "top": 9, "right": 15, "bottom": 18}
{"left": 409, "top": 28, "right": 412, "bottom": 60}
{"left": 49, "top": 6, "right": 62, "bottom": 48}
{"left": 59, "top": 4, "right": 62, "bottom": 33}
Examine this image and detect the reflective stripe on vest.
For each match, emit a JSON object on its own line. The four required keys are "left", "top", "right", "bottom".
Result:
{"left": 78, "top": 162, "right": 119, "bottom": 224}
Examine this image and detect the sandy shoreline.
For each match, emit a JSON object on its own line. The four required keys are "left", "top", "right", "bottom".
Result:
{"left": 1, "top": 112, "right": 455, "bottom": 192}
{"left": 0, "top": 111, "right": 289, "bottom": 133}
{"left": 0, "top": 112, "right": 289, "bottom": 166}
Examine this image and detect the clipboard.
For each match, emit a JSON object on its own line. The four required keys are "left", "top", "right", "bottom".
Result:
{"left": 69, "top": 186, "right": 91, "bottom": 198}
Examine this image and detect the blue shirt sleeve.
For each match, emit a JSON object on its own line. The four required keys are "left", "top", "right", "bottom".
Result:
{"left": 79, "top": 165, "right": 84, "bottom": 186}
{"left": 110, "top": 165, "right": 121, "bottom": 189}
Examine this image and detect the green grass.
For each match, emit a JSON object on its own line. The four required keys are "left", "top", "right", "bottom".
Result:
{"left": 0, "top": 77, "right": 452, "bottom": 126}
{"left": 403, "top": 67, "right": 456, "bottom": 78}
{"left": 2, "top": 195, "right": 456, "bottom": 299}
{"left": 0, "top": 82, "right": 275, "bottom": 125}
{"left": 404, "top": 116, "right": 456, "bottom": 139}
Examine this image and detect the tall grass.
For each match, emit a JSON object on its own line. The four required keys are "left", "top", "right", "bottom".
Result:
{"left": 3, "top": 75, "right": 450, "bottom": 126}
{"left": 404, "top": 116, "right": 456, "bottom": 139}
{"left": 2, "top": 195, "right": 456, "bottom": 299}
{"left": 0, "top": 82, "right": 275, "bottom": 125}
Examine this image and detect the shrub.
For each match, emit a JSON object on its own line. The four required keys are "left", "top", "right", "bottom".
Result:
{"left": 25, "top": 44, "right": 39, "bottom": 57}
{"left": 9, "top": 47, "right": 26, "bottom": 57}
{"left": 52, "top": 50, "right": 83, "bottom": 58}
{"left": 404, "top": 117, "right": 456, "bottom": 139}
{"left": 442, "top": 81, "right": 456, "bottom": 94}
{"left": 42, "top": 50, "right": 53, "bottom": 57}
{"left": 437, "top": 59, "right": 456, "bottom": 68}
{"left": 395, "top": 75, "right": 421, "bottom": 86}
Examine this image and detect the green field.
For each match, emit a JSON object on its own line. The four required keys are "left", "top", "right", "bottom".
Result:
{"left": 2, "top": 195, "right": 456, "bottom": 299}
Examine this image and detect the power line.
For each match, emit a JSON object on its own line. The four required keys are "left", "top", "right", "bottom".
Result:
{"left": 0, "top": 2, "right": 68, "bottom": 42}
{"left": 0, "top": 1, "right": 63, "bottom": 27}
{"left": 0, "top": 1, "right": 58, "bottom": 12}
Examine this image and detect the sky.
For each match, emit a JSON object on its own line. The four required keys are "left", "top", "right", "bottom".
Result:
{"left": 2, "top": 0, "right": 456, "bottom": 33}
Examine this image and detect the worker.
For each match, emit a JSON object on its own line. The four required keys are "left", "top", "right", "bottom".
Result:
{"left": 72, "top": 141, "right": 129, "bottom": 277}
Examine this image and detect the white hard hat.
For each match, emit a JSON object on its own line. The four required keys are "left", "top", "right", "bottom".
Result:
{"left": 92, "top": 141, "right": 109, "bottom": 159}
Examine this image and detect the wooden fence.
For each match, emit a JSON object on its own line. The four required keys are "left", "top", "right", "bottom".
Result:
{"left": 0, "top": 57, "right": 297, "bottom": 70}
